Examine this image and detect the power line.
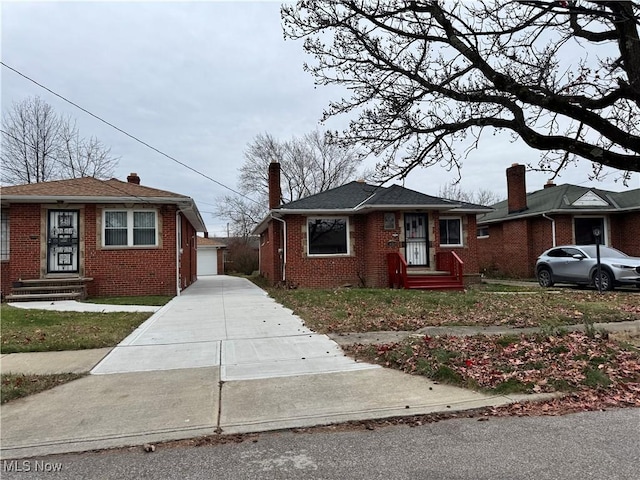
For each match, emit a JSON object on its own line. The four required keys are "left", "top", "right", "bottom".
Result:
{"left": 1, "top": 61, "right": 260, "bottom": 205}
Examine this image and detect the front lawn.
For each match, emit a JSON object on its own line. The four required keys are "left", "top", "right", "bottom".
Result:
{"left": 265, "top": 286, "right": 640, "bottom": 333}
{"left": 0, "top": 305, "right": 152, "bottom": 353}
{"left": 1, "top": 373, "right": 86, "bottom": 404}
{"left": 346, "top": 331, "right": 640, "bottom": 411}
{"left": 83, "top": 295, "right": 173, "bottom": 306}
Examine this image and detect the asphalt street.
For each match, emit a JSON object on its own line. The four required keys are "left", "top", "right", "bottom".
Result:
{"left": 2, "top": 409, "right": 638, "bottom": 480}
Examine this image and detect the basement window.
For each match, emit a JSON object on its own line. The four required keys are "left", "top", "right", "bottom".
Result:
{"left": 307, "top": 217, "right": 349, "bottom": 255}
{"left": 103, "top": 210, "right": 157, "bottom": 247}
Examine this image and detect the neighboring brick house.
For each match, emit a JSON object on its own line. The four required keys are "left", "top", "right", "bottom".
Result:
{"left": 0, "top": 173, "right": 208, "bottom": 300}
{"left": 477, "top": 164, "right": 640, "bottom": 278}
{"left": 253, "top": 162, "right": 491, "bottom": 289}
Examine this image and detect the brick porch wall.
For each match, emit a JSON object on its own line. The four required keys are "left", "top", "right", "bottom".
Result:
{"left": 432, "top": 212, "right": 480, "bottom": 278}
{"left": 363, "top": 212, "right": 403, "bottom": 288}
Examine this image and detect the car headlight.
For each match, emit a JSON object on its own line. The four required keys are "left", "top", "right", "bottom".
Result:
{"left": 610, "top": 264, "right": 634, "bottom": 269}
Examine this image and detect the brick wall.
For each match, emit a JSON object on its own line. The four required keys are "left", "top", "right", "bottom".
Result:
{"left": 1, "top": 202, "right": 205, "bottom": 298}
{"left": 85, "top": 204, "right": 178, "bottom": 297}
{"left": 477, "top": 212, "right": 640, "bottom": 279}
{"left": 178, "top": 213, "right": 198, "bottom": 290}
{"left": 259, "top": 220, "right": 282, "bottom": 284}
{"left": 283, "top": 215, "right": 364, "bottom": 288}
{"left": 611, "top": 212, "right": 640, "bottom": 256}
{"left": 1, "top": 204, "right": 42, "bottom": 296}
{"left": 260, "top": 211, "right": 482, "bottom": 288}
{"left": 217, "top": 248, "right": 225, "bottom": 275}
{"left": 433, "top": 213, "right": 480, "bottom": 280}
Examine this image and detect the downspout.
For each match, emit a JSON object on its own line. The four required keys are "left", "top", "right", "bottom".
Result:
{"left": 542, "top": 214, "right": 556, "bottom": 247}
{"left": 271, "top": 215, "right": 287, "bottom": 282}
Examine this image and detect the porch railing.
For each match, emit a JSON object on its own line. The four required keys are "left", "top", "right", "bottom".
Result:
{"left": 435, "top": 251, "right": 464, "bottom": 286}
{"left": 387, "top": 252, "right": 408, "bottom": 288}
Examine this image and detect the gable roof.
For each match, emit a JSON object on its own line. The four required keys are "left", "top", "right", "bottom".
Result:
{"left": 0, "top": 176, "right": 208, "bottom": 233}
{"left": 277, "top": 181, "right": 490, "bottom": 212}
{"left": 478, "top": 184, "right": 640, "bottom": 225}
{"left": 253, "top": 181, "right": 491, "bottom": 234}
{"left": 0, "top": 176, "right": 187, "bottom": 200}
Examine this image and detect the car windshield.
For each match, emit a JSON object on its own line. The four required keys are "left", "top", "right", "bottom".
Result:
{"left": 580, "top": 246, "right": 628, "bottom": 258}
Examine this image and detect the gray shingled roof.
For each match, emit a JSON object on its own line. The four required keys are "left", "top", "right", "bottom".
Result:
{"left": 478, "top": 184, "right": 640, "bottom": 224}
{"left": 277, "top": 181, "right": 489, "bottom": 211}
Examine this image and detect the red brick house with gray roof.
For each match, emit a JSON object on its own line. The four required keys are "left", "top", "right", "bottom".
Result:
{"left": 253, "top": 162, "right": 491, "bottom": 290}
{"left": 0, "top": 173, "right": 208, "bottom": 300}
{"left": 477, "top": 164, "right": 640, "bottom": 278}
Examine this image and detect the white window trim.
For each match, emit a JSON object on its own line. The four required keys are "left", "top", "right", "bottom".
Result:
{"left": 439, "top": 216, "right": 463, "bottom": 247}
{"left": 1, "top": 210, "right": 9, "bottom": 261}
{"left": 307, "top": 216, "right": 350, "bottom": 256}
{"left": 476, "top": 225, "right": 489, "bottom": 239}
{"left": 102, "top": 209, "right": 158, "bottom": 248}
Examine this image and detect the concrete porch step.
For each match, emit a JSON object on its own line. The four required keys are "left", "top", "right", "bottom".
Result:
{"left": 6, "top": 292, "right": 83, "bottom": 302}
{"left": 8, "top": 277, "right": 93, "bottom": 302}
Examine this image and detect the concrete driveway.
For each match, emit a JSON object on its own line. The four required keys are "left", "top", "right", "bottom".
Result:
{"left": 91, "top": 276, "right": 378, "bottom": 380}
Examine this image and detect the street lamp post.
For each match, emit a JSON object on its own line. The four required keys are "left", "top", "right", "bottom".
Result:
{"left": 593, "top": 227, "right": 602, "bottom": 294}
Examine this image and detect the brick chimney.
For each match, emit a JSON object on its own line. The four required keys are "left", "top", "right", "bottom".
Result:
{"left": 268, "top": 161, "right": 282, "bottom": 209}
{"left": 127, "top": 172, "right": 141, "bottom": 185}
{"left": 544, "top": 180, "right": 556, "bottom": 189}
{"left": 506, "top": 163, "right": 527, "bottom": 213}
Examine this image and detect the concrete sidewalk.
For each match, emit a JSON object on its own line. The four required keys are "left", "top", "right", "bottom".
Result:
{"left": 0, "top": 276, "right": 556, "bottom": 459}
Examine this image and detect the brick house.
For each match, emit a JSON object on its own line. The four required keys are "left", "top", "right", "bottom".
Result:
{"left": 0, "top": 173, "right": 208, "bottom": 300}
{"left": 477, "top": 164, "right": 640, "bottom": 278}
{"left": 253, "top": 162, "right": 491, "bottom": 290}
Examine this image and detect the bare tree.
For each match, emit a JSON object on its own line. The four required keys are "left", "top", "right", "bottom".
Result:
{"left": 437, "top": 184, "right": 503, "bottom": 206}
{"left": 1, "top": 96, "right": 118, "bottom": 184}
{"left": 282, "top": 1, "right": 640, "bottom": 184}
{"left": 215, "top": 196, "right": 266, "bottom": 238}
{"left": 58, "top": 120, "right": 119, "bottom": 179}
{"left": 237, "top": 130, "right": 366, "bottom": 204}
{"left": 1, "top": 96, "right": 61, "bottom": 184}
{"left": 216, "top": 130, "right": 367, "bottom": 236}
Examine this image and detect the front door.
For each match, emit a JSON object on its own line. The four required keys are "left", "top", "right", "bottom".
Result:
{"left": 405, "top": 213, "right": 429, "bottom": 266}
{"left": 47, "top": 210, "right": 79, "bottom": 274}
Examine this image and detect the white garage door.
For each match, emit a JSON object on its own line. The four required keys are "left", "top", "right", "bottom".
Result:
{"left": 197, "top": 249, "right": 218, "bottom": 276}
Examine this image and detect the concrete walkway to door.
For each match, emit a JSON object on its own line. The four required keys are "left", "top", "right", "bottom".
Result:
{"left": 91, "top": 276, "right": 378, "bottom": 380}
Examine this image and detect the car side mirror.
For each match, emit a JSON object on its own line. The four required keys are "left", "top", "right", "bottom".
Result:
{"left": 572, "top": 254, "right": 585, "bottom": 260}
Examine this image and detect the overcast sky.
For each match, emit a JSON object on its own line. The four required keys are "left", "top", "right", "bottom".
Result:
{"left": 2, "top": 0, "right": 638, "bottom": 236}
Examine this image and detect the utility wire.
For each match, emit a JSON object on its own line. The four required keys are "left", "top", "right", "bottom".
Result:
{"left": 1, "top": 61, "right": 260, "bottom": 205}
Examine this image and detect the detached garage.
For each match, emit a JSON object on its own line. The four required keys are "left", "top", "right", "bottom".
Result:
{"left": 197, "top": 236, "right": 225, "bottom": 276}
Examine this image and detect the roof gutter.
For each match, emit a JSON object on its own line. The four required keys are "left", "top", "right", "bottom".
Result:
{"left": 542, "top": 214, "right": 556, "bottom": 247}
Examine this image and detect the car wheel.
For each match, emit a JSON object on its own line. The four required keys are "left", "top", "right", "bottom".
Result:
{"left": 537, "top": 268, "right": 554, "bottom": 288}
{"left": 593, "top": 269, "right": 614, "bottom": 291}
